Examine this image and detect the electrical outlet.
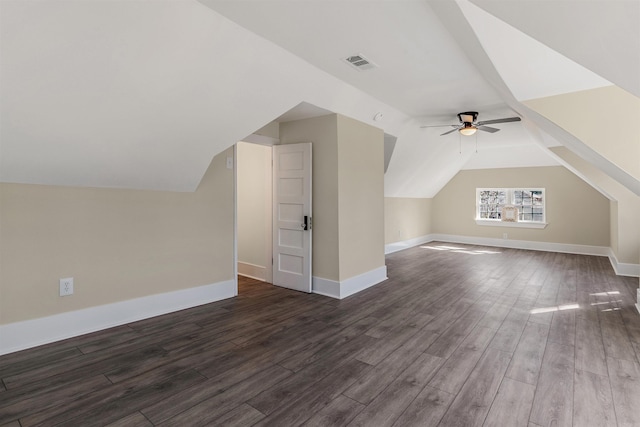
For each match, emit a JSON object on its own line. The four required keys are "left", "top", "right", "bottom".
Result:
{"left": 59, "top": 277, "right": 74, "bottom": 296}
{"left": 226, "top": 156, "right": 233, "bottom": 169}
{"left": 503, "top": 233, "right": 508, "bottom": 239}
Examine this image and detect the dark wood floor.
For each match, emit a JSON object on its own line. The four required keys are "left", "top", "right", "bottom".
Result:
{"left": 1, "top": 243, "right": 640, "bottom": 426}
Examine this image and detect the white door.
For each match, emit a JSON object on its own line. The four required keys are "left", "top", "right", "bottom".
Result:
{"left": 272, "top": 143, "right": 312, "bottom": 293}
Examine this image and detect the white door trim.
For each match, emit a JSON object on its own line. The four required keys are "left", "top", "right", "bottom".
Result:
{"left": 264, "top": 147, "right": 273, "bottom": 283}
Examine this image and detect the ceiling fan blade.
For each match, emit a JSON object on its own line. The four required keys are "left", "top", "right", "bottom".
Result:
{"left": 440, "top": 128, "right": 459, "bottom": 136}
{"left": 477, "top": 125, "right": 500, "bottom": 133}
{"left": 476, "top": 116, "right": 521, "bottom": 126}
{"left": 420, "top": 124, "right": 457, "bottom": 128}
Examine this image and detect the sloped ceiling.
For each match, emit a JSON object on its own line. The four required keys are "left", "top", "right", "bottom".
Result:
{"left": 470, "top": 0, "right": 640, "bottom": 98}
{"left": 458, "top": 0, "right": 613, "bottom": 101}
{"left": 0, "top": 0, "right": 408, "bottom": 191}
{"left": 199, "top": 0, "right": 505, "bottom": 117}
{"left": 1, "top": 0, "right": 638, "bottom": 198}
{"left": 453, "top": 0, "right": 640, "bottom": 194}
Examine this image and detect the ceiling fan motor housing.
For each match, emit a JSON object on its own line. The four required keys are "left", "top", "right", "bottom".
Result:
{"left": 458, "top": 111, "right": 478, "bottom": 125}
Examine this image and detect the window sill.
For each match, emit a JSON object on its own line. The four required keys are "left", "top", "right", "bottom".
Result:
{"left": 475, "top": 219, "right": 547, "bottom": 229}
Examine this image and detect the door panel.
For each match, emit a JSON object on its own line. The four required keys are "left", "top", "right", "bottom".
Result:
{"left": 272, "top": 143, "right": 312, "bottom": 293}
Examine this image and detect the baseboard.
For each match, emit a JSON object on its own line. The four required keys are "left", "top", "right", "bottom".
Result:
{"left": 340, "top": 266, "right": 388, "bottom": 299}
{"left": 312, "top": 265, "right": 388, "bottom": 299}
{"left": 430, "top": 234, "right": 611, "bottom": 257}
{"left": 0, "top": 279, "right": 236, "bottom": 356}
{"left": 311, "top": 277, "right": 341, "bottom": 299}
{"left": 237, "top": 261, "right": 268, "bottom": 282}
{"left": 608, "top": 248, "right": 640, "bottom": 277}
{"left": 386, "top": 233, "right": 638, "bottom": 278}
{"left": 385, "top": 234, "right": 436, "bottom": 254}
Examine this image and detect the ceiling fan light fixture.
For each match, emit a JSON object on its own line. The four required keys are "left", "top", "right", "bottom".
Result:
{"left": 426, "top": 111, "right": 519, "bottom": 136}
{"left": 459, "top": 124, "right": 477, "bottom": 136}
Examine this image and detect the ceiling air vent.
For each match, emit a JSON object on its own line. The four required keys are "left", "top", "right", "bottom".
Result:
{"left": 344, "top": 54, "right": 377, "bottom": 71}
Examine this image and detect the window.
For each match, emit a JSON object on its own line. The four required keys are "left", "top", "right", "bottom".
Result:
{"left": 476, "top": 188, "right": 546, "bottom": 228}
{"left": 478, "top": 189, "right": 507, "bottom": 220}
{"left": 513, "top": 189, "right": 544, "bottom": 222}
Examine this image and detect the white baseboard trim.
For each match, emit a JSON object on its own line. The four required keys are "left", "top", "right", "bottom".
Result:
{"left": 608, "top": 248, "right": 640, "bottom": 277}
{"left": 430, "top": 234, "right": 611, "bottom": 257}
{"left": 385, "top": 234, "right": 436, "bottom": 254}
{"left": 0, "top": 279, "right": 236, "bottom": 356}
{"left": 311, "top": 277, "right": 341, "bottom": 299}
{"left": 237, "top": 261, "right": 267, "bottom": 282}
{"left": 386, "top": 233, "right": 639, "bottom": 278}
{"left": 312, "top": 265, "right": 388, "bottom": 299}
{"left": 340, "top": 266, "right": 388, "bottom": 299}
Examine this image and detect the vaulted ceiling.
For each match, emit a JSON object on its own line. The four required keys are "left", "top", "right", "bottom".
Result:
{"left": 1, "top": 0, "right": 638, "bottom": 198}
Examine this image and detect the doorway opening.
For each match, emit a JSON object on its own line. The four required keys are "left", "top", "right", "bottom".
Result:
{"left": 236, "top": 141, "right": 273, "bottom": 294}
{"left": 235, "top": 140, "right": 313, "bottom": 295}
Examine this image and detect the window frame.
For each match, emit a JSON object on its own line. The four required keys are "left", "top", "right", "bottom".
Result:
{"left": 475, "top": 187, "right": 547, "bottom": 229}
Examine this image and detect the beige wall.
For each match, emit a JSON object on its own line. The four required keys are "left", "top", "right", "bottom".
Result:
{"left": 550, "top": 146, "right": 640, "bottom": 264}
{"left": 384, "top": 197, "right": 432, "bottom": 244}
{"left": 432, "top": 166, "right": 610, "bottom": 247}
{"left": 524, "top": 86, "right": 640, "bottom": 181}
{"left": 254, "top": 121, "right": 280, "bottom": 140}
{"left": 237, "top": 142, "right": 271, "bottom": 269}
{"left": 279, "top": 114, "right": 385, "bottom": 282}
{"left": 610, "top": 200, "right": 619, "bottom": 257}
{"left": 279, "top": 114, "right": 340, "bottom": 281}
{"left": 337, "top": 115, "right": 385, "bottom": 280}
{"left": 0, "top": 148, "right": 235, "bottom": 325}
{"left": 617, "top": 195, "right": 640, "bottom": 264}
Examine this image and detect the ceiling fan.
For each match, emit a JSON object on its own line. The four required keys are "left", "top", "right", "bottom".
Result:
{"left": 421, "top": 111, "right": 521, "bottom": 136}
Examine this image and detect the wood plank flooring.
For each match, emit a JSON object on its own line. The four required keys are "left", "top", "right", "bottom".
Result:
{"left": 1, "top": 242, "right": 639, "bottom": 426}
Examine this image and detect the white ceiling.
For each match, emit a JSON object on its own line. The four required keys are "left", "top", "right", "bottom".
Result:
{"left": 470, "top": 0, "right": 640, "bottom": 98}
{"left": 201, "top": 0, "right": 506, "bottom": 117}
{"left": 458, "top": 0, "right": 613, "bottom": 101}
{"left": 1, "top": 0, "right": 637, "bottom": 197}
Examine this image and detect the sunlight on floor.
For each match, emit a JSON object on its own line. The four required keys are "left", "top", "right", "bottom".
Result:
{"left": 589, "top": 291, "right": 622, "bottom": 312}
{"left": 590, "top": 300, "right": 623, "bottom": 306}
{"left": 590, "top": 291, "right": 620, "bottom": 297}
{"left": 420, "top": 245, "right": 502, "bottom": 255}
{"left": 530, "top": 303, "right": 580, "bottom": 314}
{"left": 531, "top": 291, "right": 625, "bottom": 314}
